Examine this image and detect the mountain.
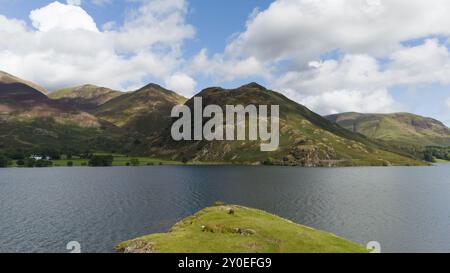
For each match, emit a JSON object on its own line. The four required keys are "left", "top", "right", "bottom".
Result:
{"left": 93, "top": 83, "right": 187, "bottom": 135}
{"left": 0, "top": 71, "right": 430, "bottom": 166}
{"left": 0, "top": 70, "right": 49, "bottom": 95}
{"left": 325, "top": 112, "right": 450, "bottom": 147}
{"left": 0, "top": 72, "right": 126, "bottom": 155}
{"left": 0, "top": 72, "right": 100, "bottom": 128}
{"left": 49, "top": 84, "right": 122, "bottom": 111}
{"left": 144, "top": 83, "right": 423, "bottom": 166}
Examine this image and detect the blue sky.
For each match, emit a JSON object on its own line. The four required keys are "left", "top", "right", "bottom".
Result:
{"left": 0, "top": 0, "right": 449, "bottom": 125}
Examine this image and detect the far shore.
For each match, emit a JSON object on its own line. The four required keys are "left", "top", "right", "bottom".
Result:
{"left": 2, "top": 158, "right": 433, "bottom": 169}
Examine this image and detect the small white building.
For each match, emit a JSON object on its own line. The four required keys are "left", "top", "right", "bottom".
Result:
{"left": 30, "top": 155, "right": 51, "bottom": 160}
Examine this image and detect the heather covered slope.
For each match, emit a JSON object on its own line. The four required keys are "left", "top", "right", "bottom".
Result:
{"left": 0, "top": 72, "right": 127, "bottom": 155}
{"left": 0, "top": 118, "right": 127, "bottom": 155}
{"left": 326, "top": 112, "right": 450, "bottom": 147}
{"left": 0, "top": 71, "right": 103, "bottom": 128}
{"left": 93, "top": 83, "right": 187, "bottom": 135}
{"left": 145, "top": 83, "right": 423, "bottom": 166}
{"left": 49, "top": 84, "right": 122, "bottom": 111}
{"left": 0, "top": 71, "right": 432, "bottom": 166}
{"left": 0, "top": 70, "right": 49, "bottom": 95}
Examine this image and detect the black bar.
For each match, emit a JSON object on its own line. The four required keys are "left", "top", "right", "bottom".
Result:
{"left": 0, "top": 253, "right": 447, "bottom": 272}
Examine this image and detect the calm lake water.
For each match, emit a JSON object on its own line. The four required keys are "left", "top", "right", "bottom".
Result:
{"left": 0, "top": 164, "right": 449, "bottom": 253}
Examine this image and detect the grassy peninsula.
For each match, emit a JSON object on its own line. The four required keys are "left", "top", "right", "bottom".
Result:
{"left": 116, "top": 204, "right": 368, "bottom": 253}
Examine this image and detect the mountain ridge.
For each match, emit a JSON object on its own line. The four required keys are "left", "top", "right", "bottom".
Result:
{"left": 92, "top": 83, "right": 187, "bottom": 135}
{"left": 49, "top": 84, "right": 123, "bottom": 111}
{"left": 0, "top": 70, "right": 437, "bottom": 166}
{"left": 326, "top": 112, "right": 450, "bottom": 147}
{"left": 0, "top": 72, "right": 127, "bottom": 155}
{"left": 0, "top": 70, "right": 49, "bottom": 95}
{"left": 144, "top": 84, "right": 423, "bottom": 166}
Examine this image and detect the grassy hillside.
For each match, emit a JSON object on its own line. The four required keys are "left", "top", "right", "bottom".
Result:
{"left": 49, "top": 84, "right": 122, "bottom": 111}
{"left": 146, "top": 83, "right": 424, "bottom": 166}
{"left": 0, "top": 72, "right": 131, "bottom": 156}
{"left": 93, "top": 83, "right": 187, "bottom": 135}
{"left": 326, "top": 112, "right": 450, "bottom": 147}
{"left": 0, "top": 70, "right": 433, "bottom": 166}
{"left": 0, "top": 118, "right": 129, "bottom": 156}
{"left": 116, "top": 204, "right": 368, "bottom": 253}
{"left": 1, "top": 74, "right": 105, "bottom": 129}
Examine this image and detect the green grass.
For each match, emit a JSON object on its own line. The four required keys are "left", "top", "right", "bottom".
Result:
{"left": 52, "top": 155, "right": 181, "bottom": 167}
{"left": 434, "top": 158, "right": 450, "bottom": 163}
{"left": 116, "top": 204, "right": 369, "bottom": 253}
{"left": 8, "top": 152, "right": 234, "bottom": 168}
{"left": 327, "top": 112, "right": 450, "bottom": 147}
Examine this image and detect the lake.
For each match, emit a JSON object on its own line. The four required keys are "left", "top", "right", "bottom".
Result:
{"left": 0, "top": 164, "right": 449, "bottom": 253}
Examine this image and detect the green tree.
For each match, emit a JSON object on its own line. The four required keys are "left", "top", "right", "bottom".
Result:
{"left": 89, "top": 155, "right": 114, "bottom": 167}
{"left": 25, "top": 158, "right": 36, "bottom": 168}
{"left": 0, "top": 155, "right": 9, "bottom": 168}
{"left": 35, "top": 160, "right": 53, "bottom": 168}
{"left": 67, "top": 161, "right": 74, "bottom": 167}
{"left": 130, "top": 158, "right": 140, "bottom": 166}
{"left": 423, "top": 150, "right": 435, "bottom": 162}
{"left": 16, "top": 159, "right": 25, "bottom": 166}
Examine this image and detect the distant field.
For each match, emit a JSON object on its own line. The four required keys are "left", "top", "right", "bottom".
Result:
{"left": 9, "top": 154, "right": 182, "bottom": 167}
{"left": 9, "top": 154, "right": 226, "bottom": 167}
{"left": 434, "top": 158, "right": 450, "bottom": 163}
{"left": 54, "top": 155, "right": 181, "bottom": 167}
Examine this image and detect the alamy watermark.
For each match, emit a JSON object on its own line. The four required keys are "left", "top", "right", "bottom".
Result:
{"left": 66, "top": 241, "right": 81, "bottom": 253}
{"left": 171, "top": 97, "right": 280, "bottom": 152}
{"left": 366, "top": 241, "right": 381, "bottom": 253}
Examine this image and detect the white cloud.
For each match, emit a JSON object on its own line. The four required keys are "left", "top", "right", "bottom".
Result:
{"left": 271, "top": 54, "right": 398, "bottom": 114}
{"left": 0, "top": 0, "right": 195, "bottom": 91}
{"left": 111, "top": 0, "right": 194, "bottom": 54}
{"left": 299, "top": 89, "right": 399, "bottom": 115}
{"left": 91, "top": 0, "right": 111, "bottom": 5}
{"left": 190, "top": 48, "right": 267, "bottom": 82}
{"left": 66, "top": 0, "right": 81, "bottom": 6}
{"left": 273, "top": 54, "right": 385, "bottom": 96}
{"left": 269, "top": 39, "right": 450, "bottom": 114}
{"left": 31, "top": 1, "right": 98, "bottom": 32}
{"left": 387, "top": 39, "right": 450, "bottom": 86}
{"left": 164, "top": 73, "right": 197, "bottom": 97}
{"left": 192, "top": 0, "right": 450, "bottom": 116}
{"left": 2, "top": 0, "right": 450, "bottom": 121}
{"left": 66, "top": 0, "right": 113, "bottom": 6}
{"left": 227, "top": 0, "right": 450, "bottom": 63}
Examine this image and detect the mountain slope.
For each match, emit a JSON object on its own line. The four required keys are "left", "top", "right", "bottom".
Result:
{"left": 0, "top": 70, "right": 49, "bottom": 95}
{"left": 0, "top": 74, "right": 100, "bottom": 128}
{"left": 49, "top": 84, "right": 122, "bottom": 111}
{"left": 144, "top": 83, "right": 423, "bottom": 166}
{"left": 93, "top": 83, "right": 187, "bottom": 135}
{"left": 0, "top": 72, "right": 126, "bottom": 154}
{"left": 326, "top": 112, "right": 450, "bottom": 147}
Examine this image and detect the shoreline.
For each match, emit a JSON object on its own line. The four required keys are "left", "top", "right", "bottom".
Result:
{"left": 2, "top": 161, "right": 431, "bottom": 169}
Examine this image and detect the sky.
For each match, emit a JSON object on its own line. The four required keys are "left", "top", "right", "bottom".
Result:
{"left": 0, "top": 0, "right": 450, "bottom": 125}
